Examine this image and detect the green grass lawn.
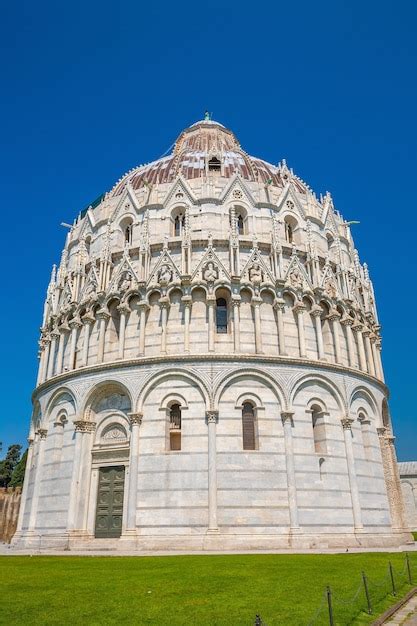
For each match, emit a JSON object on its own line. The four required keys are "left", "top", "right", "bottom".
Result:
{"left": 0, "top": 553, "right": 416, "bottom": 625}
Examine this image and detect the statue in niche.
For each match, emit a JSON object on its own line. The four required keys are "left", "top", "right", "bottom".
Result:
{"left": 249, "top": 263, "right": 263, "bottom": 286}
{"left": 85, "top": 275, "right": 98, "bottom": 298}
{"left": 324, "top": 277, "right": 337, "bottom": 299}
{"left": 158, "top": 264, "right": 172, "bottom": 286}
{"left": 289, "top": 269, "right": 303, "bottom": 290}
{"left": 119, "top": 271, "right": 132, "bottom": 292}
{"left": 203, "top": 262, "right": 218, "bottom": 283}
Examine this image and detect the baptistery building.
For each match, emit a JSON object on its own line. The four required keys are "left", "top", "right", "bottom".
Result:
{"left": 14, "top": 117, "right": 409, "bottom": 550}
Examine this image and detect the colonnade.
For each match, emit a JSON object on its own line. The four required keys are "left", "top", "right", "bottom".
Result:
{"left": 37, "top": 292, "right": 384, "bottom": 386}
{"left": 20, "top": 407, "right": 400, "bottom": 538}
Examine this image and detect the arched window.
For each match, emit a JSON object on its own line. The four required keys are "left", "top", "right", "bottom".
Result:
{"left": 208, "top": 156, "right": 221, "bottom": 172}
{"left": 174, "top": 214, "right": 185, "bottom": 237}
{"left": 311, "top": 404, "right": 327, "bottom": 454}
{"left": 358, "top": 411, "right": 372, "bottom": 460}
{"left": 242, "top": 402, "right": 256, "bottom": 450}
{"left": 237, "top": 214, "right": 244, "bottom": 235}
{"left": 216, "top": 298, "right": 228, "bottom": 333}
{"left": 124, "top": 224, "right": 133, "bottom": 245}
{"left": 169, "top": 403, "right": 181, "bottom": 451}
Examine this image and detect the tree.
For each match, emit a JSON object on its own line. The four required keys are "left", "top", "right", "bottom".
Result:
{"left": 9, "top": 449, "right": 28, "bottom": 488}
{"left": 0, "top": 444, "right": 22, "bottom": 488}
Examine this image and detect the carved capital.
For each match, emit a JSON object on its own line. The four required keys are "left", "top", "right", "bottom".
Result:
{"left": 352, "top": 322, "right": 363, "bottom": 334}
{"left": 74, "top": 420, "right": 96, "bottom": 433}
{"left": 341, "top": 417, "right": 354, "bottom": 430}
{"left": 69, "top": 316, "right": 82, "bottom": 329}
{"left": 58, "top": 322, "right": 70, "bottom": 333}
{"left": 377, "top": 427, "right": 387, "bottom": 437}
{"left": 206, "top": 410, "right": 218, "bottom": 424}
{"left": 231, "top": 296, "right": 241, "bottom": 307}
{"left": 251, "top": 296, "right": 262, "bottom": 307}
{"left": 96, "top": 309, "right": 110, "bottom": 321}
{"left": 293, "top": 302, "right": 306, "bottom": 314}
{"left": 328, "top": 308, "right": 341, "bottom": 322}
{"left": 362, "top": 328, "right": 371, "bottom": 337}
{"left": 310, "top": 304, "right": 323, "bottom": 318}
{"left": 159, "top": 296, "right": 170, "bottom": 310}
{"left": 117, "top": 303, "right": 131, "bottom": 316}
{"left": 340, "top": 316, "right": 354, "bottom": 327}
{"left": 281, "top": 411, "right": 294, "bottom": 424}
{"left": 82, "top": 313, "right": 96, "bottom": 325}
{"left": 128, "top": 412, "right": 143, "bottom": 426}
{"left": 181, "top": 295, "right": 192, "bottom": 306}
{"left": 37, "top": 428, "right": 48, "bottom": 440}
{"left": 273, "top": 298, "right": 285, "bottom": 312}
{"left": 50, "top": 327, "right": 60, "bottom": 339}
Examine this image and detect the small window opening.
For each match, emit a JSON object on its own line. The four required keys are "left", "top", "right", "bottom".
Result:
{"left": 169, "top": 403, "right": 181, "bottom": 451}
{"left": 237, "top": 214, "right": 244, "bottom": 235}
{"left": 125, "top": 224, "right": 133, "bottom": 245}
{"left": 174, "top": 214, "right": 185, "bottom": 237}
{"left": 242, "top": 402, "right": 256, "bottom": 450}
{"left": 208, "top": 157, "right": 221, "bottom": 172}
{"left": 285, "top": 221, "right": 293, "bottom": 244}
{"left": 311, "top": 404, "right": 327, "bottom": 454}
{"left": 216, "top": 298, "right": 228, "bottom": 333}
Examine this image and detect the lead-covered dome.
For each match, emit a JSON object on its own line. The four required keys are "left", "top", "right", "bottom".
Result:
{"left": 112, "top": 118, "right": 306, "bottom": 195}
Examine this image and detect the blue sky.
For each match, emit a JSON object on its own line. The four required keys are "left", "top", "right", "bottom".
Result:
{"left": 0, "top": 0, "right": 416, "bottom": 459}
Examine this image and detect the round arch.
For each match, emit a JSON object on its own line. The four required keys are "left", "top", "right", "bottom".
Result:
{"left": 289, "top": 373, "right": 346, "bottom": 412}
{"left": 82, "top": 379, "right": 133, "bottom": 421}
{"left": 214, "top": 368, "right": 286, "bottom": 409}
{"left": 45, "top": 387, "right": 77, "bottom": 415}
{"left": 137, "top": 369, "right": 211, "bottom": 413}
{"left": 349, "top": 386, "right": 378, "bottom": 417}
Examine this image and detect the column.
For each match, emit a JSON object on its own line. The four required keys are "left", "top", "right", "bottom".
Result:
{"left": 362, "top": 328, "right": 376, "bottom": 376}
{"left": 376, "top": 340, "right": 385, "bottom": 382}
{"left": 117, "top": 304, "right": 130, "bottom": 360}
{"left": 370, "top": 334, "right": 381, "bottom": 379}
{"left": 281, "top": 412, "right": 299, "bottom": 530}
{"left": 159, "top": 297, "right": 170, "bottom": 354}
{"left": 341, "top": 316, "right": 355, "bottom": 368}
{"left": 47, "top": 330, "right": 59, "bottom": 379}
{"left": 274, "top": 299, "right": 287, "bottom": 355}
{"left": 15, "top": 437, "right": 35, "bottom": 536}
{"left": 56, "top": 323, "right": 69, "bottom": 375}
{"left": 341, "top": 418, "right": 363, "bottom": 529}
{"left": 206, "top": 411, "right": 219, "bottom": 532}
{"left": 207, "top": 296, "right": 216, "bottom": 353}
{"left": 138, "top": 303, "right": 149, "bottom": 356}
{"left": 67, "top": 420, "right": 96, "bottom": 532}
{"left": 28, "top": 429, "right": 48, "bottom": 532}
{"left": 97, "top": 309, "right": 110, "bottom": 363}
{"left": 81, "top": 314, "right": 95, "bottom": 366}
{"left": 40, "top": 338, "right": 51, "bottom": 384}
{"left": 328, "top": 309, "right": 342, "bottom": 364}
{"left": 377, "top": 428, "right": 405, "bottom": 529}
{"left": 125, "top": 413, "right": 143, "bottom": 533}
{"left": 311, "top": 305, "right": 325, "bottom": 360}
{"left": 181, "top": 296, "right": 192, "bottom": 353}
{"left": 251, "top": 296, "right": 263, "bottom": 354}
{"left": 352, "top": 323, "right": 367, "bottom": 372}
{"left": 76, "top": 422, "right": 96, "bottom": 531}
{"left": 69, "top": 317, "right": 82, "bottom": 370}
{"left": 232, "top": 297, "right": 241, "bottom": 353}
{"left": 293, "top": 302, "right": 307, "bottom": 358}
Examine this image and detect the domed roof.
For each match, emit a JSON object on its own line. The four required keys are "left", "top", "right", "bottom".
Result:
{"left": 112, "top": 119, "right": 306, "bottom": 195}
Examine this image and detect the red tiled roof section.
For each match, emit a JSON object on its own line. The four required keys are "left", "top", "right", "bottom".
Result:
{"left": 112, "top": 120, "right": 305, "bottom": 195}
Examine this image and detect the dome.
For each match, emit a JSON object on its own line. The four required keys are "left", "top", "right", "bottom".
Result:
{"left": 13, "top": 117, "right": 409, "bottom": 554}
{"left": 112, "top": 118, "right": 306, "bottom": 195}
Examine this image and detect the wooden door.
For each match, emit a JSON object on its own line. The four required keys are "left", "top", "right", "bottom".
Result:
{"left": 95, "top": 466, "right": 125, "bottom": 538}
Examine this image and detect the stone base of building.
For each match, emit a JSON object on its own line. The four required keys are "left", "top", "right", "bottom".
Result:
{"left": 11, "top": 529, "right": 413, "bottom": 552}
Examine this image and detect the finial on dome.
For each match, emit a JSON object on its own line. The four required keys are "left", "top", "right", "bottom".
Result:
{"left": 204, "top": 110, "right": 212, "bottom": 121}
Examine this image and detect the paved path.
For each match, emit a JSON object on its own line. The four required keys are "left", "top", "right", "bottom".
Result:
{"left": 385, "top": 594, "right": 417, "bottom": 625}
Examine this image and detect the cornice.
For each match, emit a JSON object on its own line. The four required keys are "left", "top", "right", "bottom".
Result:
{"left": 32, "top": 351, "right": 389, "bottom": 401}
